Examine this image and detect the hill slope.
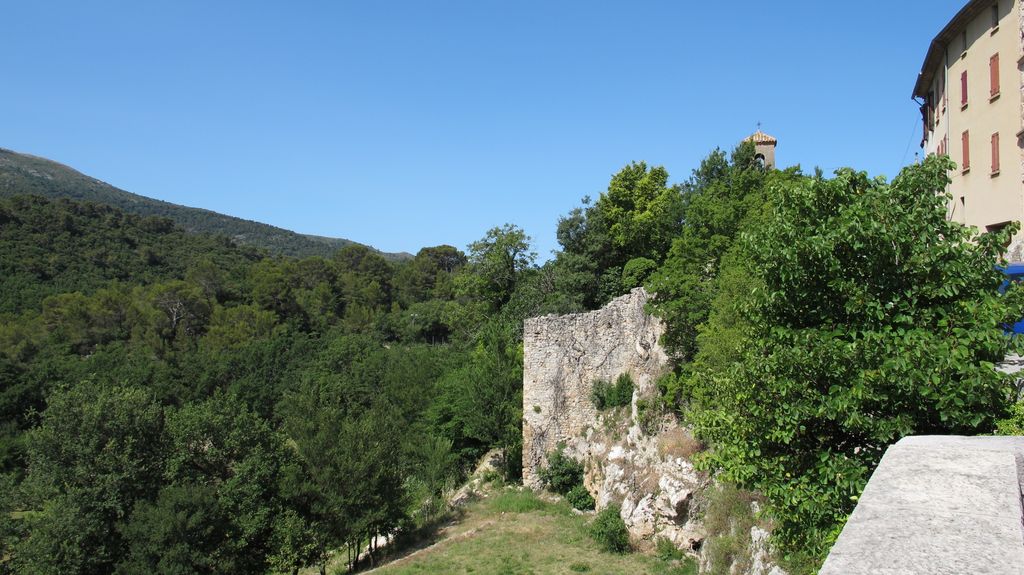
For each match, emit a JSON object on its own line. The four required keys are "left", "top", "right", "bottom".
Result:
{"left": 0, "top": 195, "right": 263, "bottom": 314}
{"left": 0, "top": 148, "right": 405, "bottom": 259}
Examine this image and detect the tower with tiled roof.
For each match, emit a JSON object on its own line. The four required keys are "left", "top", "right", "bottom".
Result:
{"left": 745, "top": 129, "right": 778, "bottom": 170}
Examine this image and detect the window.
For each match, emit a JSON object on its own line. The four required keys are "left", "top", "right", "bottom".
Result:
{"left": 991, "top": 132, "right": 1000, "bottom": 175}
{"left": 962, "top": 29, "right": 968, "bottom": 56}
{"left": 940, "top": 73, "right": 947, "bottom": 113}
{"left": 990, "top": 53, "right": 1000, "bottom": 98}
{"left": 927, "top": 90, "right": 935, "bottom": 129}
{"left": 992, "top": 3, "right": 1000, "bottom": 29}
{"left": 962, "top": 130, "right": 971, "bottom": 172}
{"left": 961, "top": 70, "right": 968, "bottom": 108}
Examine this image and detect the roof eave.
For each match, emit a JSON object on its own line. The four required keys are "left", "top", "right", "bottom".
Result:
{"left": 911, "top": 0, "right": 995, "bottom": 100}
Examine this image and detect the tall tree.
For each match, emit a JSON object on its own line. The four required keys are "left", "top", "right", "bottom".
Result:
{"left": 685, "top": 156, "right": 1024, "bottom": 566}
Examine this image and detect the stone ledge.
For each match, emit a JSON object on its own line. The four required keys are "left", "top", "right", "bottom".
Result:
{"left": 820, "top": 435, "right": 1024, "bottom": 575}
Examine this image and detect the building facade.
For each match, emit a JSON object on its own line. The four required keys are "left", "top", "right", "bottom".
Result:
{"left": 914, "top": 0, "right": 1024, "bottom": 256}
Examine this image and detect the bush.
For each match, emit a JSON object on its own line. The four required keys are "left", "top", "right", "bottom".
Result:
{"left": 591, "top": 373, "right": 634, "bottom": 410}
{"left": 655, "top": 536, "right": 685, "bottom": 561}
{"left": 566, "top": 484, "right": 595, "bottom": 511}
{"left": 538, "top": 449, "right": 584, "bottom": 495}
{"left": 636, "top": 396, "right": 664, "bottom": 435}
{"left": 590, "top": 505, "right": 630, "bottom": 553}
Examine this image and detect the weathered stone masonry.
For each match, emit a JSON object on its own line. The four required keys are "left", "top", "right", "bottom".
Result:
{"left": 522, "top": 288, "right": 669, "bottom": 488}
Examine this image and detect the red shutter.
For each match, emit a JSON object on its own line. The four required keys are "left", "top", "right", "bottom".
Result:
{"left": 962, "top": 130, "right": 970, "bottom": 171}
{"left": 992, "top": 132, "right": 1000, "bottom": 173}
{"left": 991, "top": 53, "right": 1000, "bottom": 97}
{"left": 961, "top": 70, "right": 968, "bottom": 106}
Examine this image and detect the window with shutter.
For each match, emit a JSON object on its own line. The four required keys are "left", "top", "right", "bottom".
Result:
{"left": 962, "top": 130, "right": 970, "bottom": 172}
{"left": 990, "top": 53, "right": 1000, "bottom": 98}
{"left": 961, "top": 70, "right": 968, "bottom": 108}
{"left": 991, "top": 132, "right": 1000, "bottom": 175}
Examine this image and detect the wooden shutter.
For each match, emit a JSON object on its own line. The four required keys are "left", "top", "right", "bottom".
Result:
{"left": 992, "top": 132, "right": 1000, "bottom": 173}
{"left": 962, "top": 130, "right": 970, "bottom": 171}
{"left": 991, "top": 53, "right": 1000, "bottom": 97}
{"left": 961, "top": 70, "right": 968, "bottom": 106}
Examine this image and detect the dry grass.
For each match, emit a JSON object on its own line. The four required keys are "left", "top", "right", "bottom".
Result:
{"left": 657, "top": 428, "right": 705, "bottom": 460}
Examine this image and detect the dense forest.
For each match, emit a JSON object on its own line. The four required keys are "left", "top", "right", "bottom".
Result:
{"left": 0, "top": 148, "right": 406, "bottom": 260}
{"left": 1, "top": 144, "right": 1022, "bottom": 574}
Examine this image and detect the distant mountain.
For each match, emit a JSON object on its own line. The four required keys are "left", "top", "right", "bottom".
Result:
{"left": 0, "top": 148, "right": 409, "bottom": 260}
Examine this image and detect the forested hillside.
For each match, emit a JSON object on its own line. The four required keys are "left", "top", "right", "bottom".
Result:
{"left": 1, "top": 145, "right": 1023, "bottom": 574}
{"left": 0, "top": 148, "right": 405, "bottom": 259}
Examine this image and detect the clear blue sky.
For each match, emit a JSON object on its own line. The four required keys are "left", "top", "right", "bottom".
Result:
{"left": 1, "top": 1, "right": 966, "bottom": 258}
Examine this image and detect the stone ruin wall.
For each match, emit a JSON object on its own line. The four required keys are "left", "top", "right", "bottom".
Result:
{"left": 522, "top": 288, "right": 787, "bottom": 573}
{"left": 522, "top": 288, "right": 670, "bottom": 489}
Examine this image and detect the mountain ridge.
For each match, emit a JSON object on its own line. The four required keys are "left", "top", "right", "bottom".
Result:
{"left": 0, "top": 147, "right": 410, "bottom": 260}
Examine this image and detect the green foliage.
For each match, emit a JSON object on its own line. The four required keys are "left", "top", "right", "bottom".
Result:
{"left": 430, "top": 318, "right": 524, "bottom": 475}
{"left": 569, "top": 561, "right": 591, "bottom": 572}
{"left": 461, "top": 223, "right": 537, "bottom": 309}
{"left": 636, "top": 396, "right": 664, "bottom": 435}
{"left": 116, "top": 484, "right": 234, "bottom": 575}
{"left": 538, "top": 449, "right": 584, "bottom": 495}
{"left": 996, "top": 400, "right": 1024, "bottom": 435}
{"left": 683, "top": 156, "right": 1023, "bottom": 566}
{"left": 554, "top": 162, "right": 685, "bottom": 308}
{"left": 655, "top": 536, "right": 685, "bottom": 561}
{"left": 591, "top": 373, "right": 634, "bottom": 410}
{"left": 699, "top": 484, "right": 759, "bottom": 575}
{"left": 566, "top": 484, "right": 596, "bottom": 511}
{"left": 0, "top": 195, "right": 260, "bottom": 314}
{"left": 622, "top": 257, "right": 658, "bottom": 291}
{"left": 590, "top": 505, "right": 630, "bottom": 554}
{"left": 647, "top": 142, "right": 770, "bottom": 361}
{"left": 14, "top": 382, "right": 166, "bottom": 574}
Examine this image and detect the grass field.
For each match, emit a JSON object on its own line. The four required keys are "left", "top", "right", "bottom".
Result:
{"left": 368, "top": 488, "right": 697, "bottom": 575}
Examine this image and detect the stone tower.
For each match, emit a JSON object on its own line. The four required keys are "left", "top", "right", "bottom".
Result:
{"left": 745, "top": 130, "right": 778, "bottom": 169}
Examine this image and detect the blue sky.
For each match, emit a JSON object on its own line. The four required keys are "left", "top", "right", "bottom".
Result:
{"left": 1, "top": 1, "right": 967, "bottom": 258}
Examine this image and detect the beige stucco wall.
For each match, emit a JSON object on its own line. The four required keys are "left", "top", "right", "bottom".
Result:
{"left": 921, "top": 0, "right": 1023, "bottom": 248}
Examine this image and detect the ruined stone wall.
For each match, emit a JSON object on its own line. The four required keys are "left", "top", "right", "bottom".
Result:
{"left": 522, "top": 288, "right": 788, "bottom": 569}
{"left": 522, "top": 288, "right": 670, "bottom": 488}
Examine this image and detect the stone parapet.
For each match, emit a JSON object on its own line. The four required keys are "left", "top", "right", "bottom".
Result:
{"left": 820, "top": 435, "right": 1024, "bottom": 575}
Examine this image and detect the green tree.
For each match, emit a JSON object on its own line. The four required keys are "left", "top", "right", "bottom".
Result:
{"left": 116, "top": 484, "right": 233, "bottom": 575}
{"left": 431, "top": 319, "right": 523, "bottom": 475}
{"left": 462, "top": 224, "right": 537, "bottom": 309}
{"left": 647, "top": 142, "right": 769, "bottom": 361}
{"left": 686, "top": 156, "right": 1023, "bottom": 566}
{"left": 552, "top": 162, "right": 685, "bottom": 308}
{"left": 14, "top": 383, "right": 166, "bottom": 574}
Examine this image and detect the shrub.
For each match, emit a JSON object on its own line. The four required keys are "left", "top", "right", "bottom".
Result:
{"left": 655, "top": 536, "right": 685, "bottom": 561}
{"left": 636, "top": 396, "right": 664, "bottom": 435}
{"left": 538, "top": 449, "right": 584, "bottom": 495}
{"left": 700, "top": 484, "right": 759, "bottom": 575}
{"left": 566, "top": 484, "right": 595, "bottom": 511}
{"left": 591, "top": 373, "right": 634, "bottom": 410}
{"left": 590, "top": 505, "right": 630, "bottom": 553}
